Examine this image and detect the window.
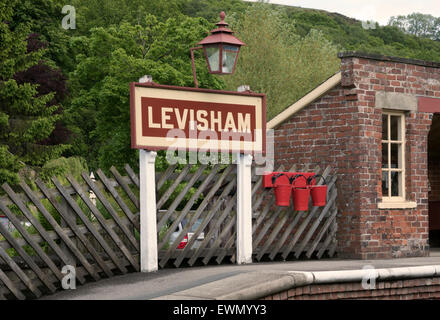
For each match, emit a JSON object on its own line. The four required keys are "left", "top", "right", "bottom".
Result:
{"left": 381, "top": 111, "right": 405, "bottom": 201}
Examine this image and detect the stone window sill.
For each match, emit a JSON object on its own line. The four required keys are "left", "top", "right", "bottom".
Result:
{"left": 378, "top": 201, "right": 417, "bottom": 209}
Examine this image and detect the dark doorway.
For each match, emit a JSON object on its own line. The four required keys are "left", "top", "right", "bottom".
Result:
{"left": 428, "top": 114, "right": 440, "bottom": 247}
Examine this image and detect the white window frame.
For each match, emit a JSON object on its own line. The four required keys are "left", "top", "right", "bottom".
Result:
{"left": 379, "top": 110, "right": 416, "bottom": 209}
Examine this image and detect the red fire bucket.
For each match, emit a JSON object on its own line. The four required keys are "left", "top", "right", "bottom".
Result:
{"left": 274, "top": 183, "right": 292, "bottom": 207}
{"left": 272, "top": 173, "right": 292, "bottom": 207}
{"left": 292, "top": 187, "right": 310, "bottom": 211}
{"left": 308, "top": 175, "right": 328, "bottom": 207}
{"left": 291, "top": 174, "right": 310, "bottom": 211}
{"left": 310, "top": 185, "right": 327, "bottom": 206}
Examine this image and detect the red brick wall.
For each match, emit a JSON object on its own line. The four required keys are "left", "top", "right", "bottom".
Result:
{"left": 262, "top": 277, "right": 440, "bottom": 300}
{"left": 273, "top": 53, "right": 440, "bottom": 259}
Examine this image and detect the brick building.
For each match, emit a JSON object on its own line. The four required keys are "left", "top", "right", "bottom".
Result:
{"left": 267, "top": 52, "right": 440, "bottom": 259}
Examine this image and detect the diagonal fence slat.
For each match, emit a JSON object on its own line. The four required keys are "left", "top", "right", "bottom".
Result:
{"left": 294, "top": 177, "right": 337, "bottom": 258}
{"left": 157, "top": 164, "right": 207, "bottom": 231}
{"left": 217, "top": 229, "right": 237, "bottom": 265}
{"left": 256, "top": 210, "right": 290, "bottom": 261}
{"left": 0, "top": 267, "right": 26, "bottom": 300}
{"left": 160, "top": 165, "right": 234, "bottom": 268}
{"left": 52, "top": 177, "right": 125, "bottom": 276}
{"left": 0, "top": 244, "right": 41, "bottom": 298}
{"left": 0, "top": 192, "right": 64, "bottom": 285}
{"left": 67, "top": 175, "right": 139, "bottom": 272}
{"left": 19, "top": 180, "right": 87, "bottom": 284}
{"left": 0, "top": 221, "right": 56, "bottom": 293}
{"left": 188, "top": 193, "right": 237, "bottom": 266}
{"left": 110, "top": 166, "right": 139, "bottom": 210}
{"left": 308, "top": 207, "right": 338, "bottom": 258}
{"left": 202, "top": 210, "right": 236, "bottom": 265}
{"left": 268, "top": 213, "right": 302, "bottom": 260}
{"left": 124, "top": 164, "right": 139, "bottom": 188}
{"left": 38, "top": 177, "right": 112, "bottom": 278}
{"left": 96, "top": 169, "right": 139, "bottom": 231}
{"left": 178, "top": 174, "right": 237, "bottom": 267}
{"left": 34, "top": 178, "right": 101, "bottom": 282}
{"left": 157, "top": 165, "right": 193, "bottom": 210}
{"left": 81, "top": 172, "right": 140, "bottom": 252}
{"left": 157, "top": 164, "right": 221, "bottom": 253}
{"left": 3, "top": 182, "right": 71, "bottom": 287}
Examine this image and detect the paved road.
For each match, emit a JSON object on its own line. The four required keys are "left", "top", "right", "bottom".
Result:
{"left": 41, "top": 250, "right": 440, "bottom": 300}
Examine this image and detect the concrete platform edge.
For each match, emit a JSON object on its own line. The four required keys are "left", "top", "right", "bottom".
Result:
{"left": 154, "top": 265, "right": 440, "bottom": 300}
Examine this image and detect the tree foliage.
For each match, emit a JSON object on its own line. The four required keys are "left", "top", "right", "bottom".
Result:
{"left": 389, "top": 13, "right": 440, "bottom": 40}
{"left": 66, "top": 15, "right": 225, "bottom": 171}
{"left": 0, "top": 0, "right": 69, "bottom": 184}
{"left": 224, "top": 4, "right": 340, "bottom": 119}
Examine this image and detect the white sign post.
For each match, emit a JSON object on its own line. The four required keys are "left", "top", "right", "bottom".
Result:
{"left": 138, "top": 76, "right": 158, "bottom": 273}
{"left": 236, "top": 153, "right": 253, "bottom": 264}
{"left": 236, "top": 85, "right": 253, "bottom": 264}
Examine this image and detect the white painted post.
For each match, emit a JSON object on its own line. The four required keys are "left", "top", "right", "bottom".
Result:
{"left": 236, "top": 153, "right": 253, "bottom": 264}
{"left": 236, "top": 85, "right": 253, "bottom": 264}
{"left": 139, "top": 75, "right": 158, "bottom": 272}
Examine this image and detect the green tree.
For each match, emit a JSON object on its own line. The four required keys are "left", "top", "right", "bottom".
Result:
{"left": 9, "top": 0, "right": 75, "bottom": 73}
{"left": 389, "top": 13, "right": 440, "bottom": 40}
{"left": 224, "top": 4, "right": 340, "bottom": 119}
{"left": 70, "top": 0, "right": 183, "bottom": 34}
{"left": 0, "top": 0, "right": 68, "bottom": 185}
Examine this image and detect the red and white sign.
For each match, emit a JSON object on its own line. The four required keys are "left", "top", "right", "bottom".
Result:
{"left": 130, "top": 82, "right": 266, "bottom": 154}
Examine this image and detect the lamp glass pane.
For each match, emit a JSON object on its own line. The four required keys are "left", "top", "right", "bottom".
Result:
{"left": 205, "top": 46, "right": 220, "bottom": 72}
{"left": 222, "top": 45, "right": 239, "bottom": 74}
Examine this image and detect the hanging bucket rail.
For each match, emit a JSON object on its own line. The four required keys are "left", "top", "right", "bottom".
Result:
{"left": 291, "top": 174, "right": 310, "bottom": 212}
{"left": 263, "top": 171, "right": 317, "bottom": 211}
{"left": 272, "top": 173, "right": 292, "bottom": 207}
{"left": 263, "top": 172, "right": 315, "bottom": 188}
{"left": 308, "top": 174, "right": 328, "bottom": 207}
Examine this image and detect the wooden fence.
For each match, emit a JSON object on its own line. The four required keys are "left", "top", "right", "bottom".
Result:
{"left": 252, "top": 164, "right": 338, "bottom": 261}
{"left": 0, "top": 165, "right": 141, "bottom": 300}
{"left": 0, "top": 163, "right": 337, "bottom": 300}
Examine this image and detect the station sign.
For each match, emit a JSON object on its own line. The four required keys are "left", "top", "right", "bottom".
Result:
{"left": 130, "top": 82, "right": 266, "bottom": 154}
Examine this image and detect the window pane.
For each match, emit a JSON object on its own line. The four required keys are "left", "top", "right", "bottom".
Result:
{"left": 390, "top": 115, "right": 401, "bottom": 141}
{"left": 205, "top": 46, "right": 219, "bottom": 72}
{"left": 382, "top": 143, "right": 388, "bottom": 168}
{"left": 390, "top": 143, "right": 402, "bottom": 169}
{"left": 382, "top": 171, "right": 389, "bottom": 197}
{"left": 391, "top": 171, "right": 402, "bottom": 197}
{"left": 222, "top": 49, "right": 238, "bottom": 74}
{"left": 382, "top": 114, "right": 388, "bottom": 140}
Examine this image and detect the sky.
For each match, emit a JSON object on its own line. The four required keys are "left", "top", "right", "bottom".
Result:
{"left": 244, "top": 0, "right": 440, "bottom": 25}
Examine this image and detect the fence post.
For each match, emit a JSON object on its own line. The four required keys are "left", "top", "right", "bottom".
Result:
{"left": 139, "top": 75, "right": 158, "bottom": 272}
{"left": 236, "top": 85, "right": 253, "bottom": 264}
